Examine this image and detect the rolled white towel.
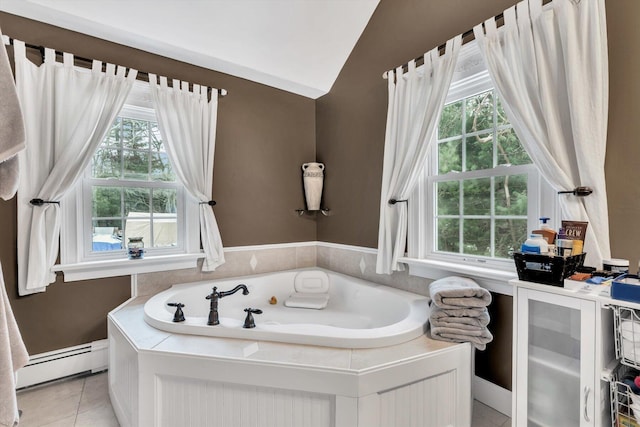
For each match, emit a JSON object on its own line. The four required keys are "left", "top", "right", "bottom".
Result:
{"left": 429, "top": 276, "right": 491, "bottom": 309}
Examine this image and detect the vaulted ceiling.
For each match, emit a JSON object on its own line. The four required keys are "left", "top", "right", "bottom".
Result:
{"left": 0, "top": 0, "right": 380, "bottom": 98}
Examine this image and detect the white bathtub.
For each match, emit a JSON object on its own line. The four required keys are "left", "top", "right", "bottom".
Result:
{"left": 143, "top": 268, "right": 430, "bottom": 348}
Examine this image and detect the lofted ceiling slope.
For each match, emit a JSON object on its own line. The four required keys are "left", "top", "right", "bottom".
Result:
{"left": 0, "top": 0, "right": 380, "bottom": 98}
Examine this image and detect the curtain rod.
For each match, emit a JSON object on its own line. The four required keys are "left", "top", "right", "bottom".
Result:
{"left": 6, "top": 38, "right": 228, "bottom": 97}
{"left": 384, "top": 0, "right": 556, "bottom": 79}
{"left": 383, "top": 13, "right": 502, "bottom": 79}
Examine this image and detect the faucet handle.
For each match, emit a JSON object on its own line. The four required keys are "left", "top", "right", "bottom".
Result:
{"left": 167, "top": 302, "right": 185, "bottom": 322}
{"left": 243, "top": 308, "right": 263, "bottom": 329}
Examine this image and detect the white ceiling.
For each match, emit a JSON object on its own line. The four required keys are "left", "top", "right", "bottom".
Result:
{"left": 0, "top": 0, "right": 379, "bottom": 98}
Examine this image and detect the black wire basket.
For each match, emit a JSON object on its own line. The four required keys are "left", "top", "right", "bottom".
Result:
{"left": 513, "top": 252, "right": 586, "bottom": 286}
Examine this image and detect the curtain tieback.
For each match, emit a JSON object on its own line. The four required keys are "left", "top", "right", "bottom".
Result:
{"left": 388, "top": 198, "right": 408, "bottom": 205}
{"left": 199, "top": 200, "right": 217, "bottom": 206}
{"left": 30, "top": 198, "right": 60, "bottom": 206}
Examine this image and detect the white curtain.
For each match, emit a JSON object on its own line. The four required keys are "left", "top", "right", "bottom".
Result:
{"left": 15, "top": 40, "right": 137, "bottom": 295}
{"left": 376, "top": 36, "right": 462, "bottom": 275}
{"left": 473, "top": 0, "right": 610, "bottom": 268}
{"left": 148, "top": 75, "right": 225, "bottom": 271}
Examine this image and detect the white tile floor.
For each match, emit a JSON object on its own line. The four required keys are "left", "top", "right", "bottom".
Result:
{"left": 16, "top": 371, "right": 511, "bottom": 426}
{"left": 16, "top": 372, "right": 118, "bottom": 427}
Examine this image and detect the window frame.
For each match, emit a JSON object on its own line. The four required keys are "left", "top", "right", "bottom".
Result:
{"left": 58, "top": 81, "right": 201, "bottom": 281}
{"left": 406, "top": 41, "right": 557, "bottom": 276}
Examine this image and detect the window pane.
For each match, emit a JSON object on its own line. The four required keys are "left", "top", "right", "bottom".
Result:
{"left": 496, "top": 97, "right": 509, "bottom": 127}
{"left": 439, "top": 101, "right": 462, "bottom": 139}
{"left": 92, "top": 220, "right": 123, "bottom": 252}
{"left": 92, "top": 187, "right": 121, "bottom": 218}
{"left": 121, "top": 118, "right": 149, "bottom": 150}
{"left": 104, "top": 117, "right": 121, "bottom": 146}
{"left": 124, "top": 217, "right": 150, "bottom": 246}
{"left": 92, "top": 147, "right": 121, "bottom": 179}
{"left": 150, "top": 123, "right": 165, "bottom": 151}
{"left": 495, "top": 218, "right": 528, "bottom": 258}
{"left": 465, "top": 132, "right": 493, "bottom": 171}
{"left": 123, "top": 150, "right": 150, "bottom": 180}
{"left": 495, "top": 174, "right": 528, "bottom": 216}
{"left": 437, "top": 180, "right": 460, "bottom": 215}
{"left": 437, "top": 218, "right": 459, "bottom": 253}
{"left": 152, "top": 189, "right": 177, "bottom": 214}
{"left": 152, "top": 188, "right": 177, "bottom": 247}
{"left": 497, "top": 128, "right": 531, "bottom": 166}
{"left": 465, "top": 91, "right": 493, "bottom": 134}
{"left": 124, "top": 186, "right": 150, "bottom": 247}
{"left": 151, "top": 218, "right": 177, "bottom": 248}
{"left": 463, "top": 178, "right": 491, "bottom": 215}
{"left": 463, "top": 219, "right": 491, "bottom": 256}
{"left": 124, "top": 187, "right": 150, "bottom": 216}
{"left": 151, "top": 152, "right": 175, "bottom": 182}
{"left": 438, "top": 138, "right": 462, "bottom": 174}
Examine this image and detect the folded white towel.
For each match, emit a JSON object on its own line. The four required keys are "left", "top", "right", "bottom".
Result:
{"left": 430, "top": 325, "right": 494, "bottom": 351}
{"left": 429, "top": 276, "right": 492, "bottom": 309}
{"left": 0, "top": 262, "right": 29, "bottom": 427}
{"left": 0, "top": 29, "right": 26, "bottom": 201}
{"left": 430, "top": 305, "right": 490, "bottom": 328}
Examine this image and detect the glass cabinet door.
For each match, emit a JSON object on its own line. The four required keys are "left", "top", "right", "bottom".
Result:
{"left": 516, "top": 288, "right": 595, "bottom": 427}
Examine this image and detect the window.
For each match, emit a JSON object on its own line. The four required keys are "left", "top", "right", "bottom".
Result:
{"left": 408, "top": 42, "right": 554, "bottom": 271}
{"left": 88, "top": 111, "right": 181, "bottom": 255}
{"left": 58, "top": 82, "right": 200, "bottom": 280}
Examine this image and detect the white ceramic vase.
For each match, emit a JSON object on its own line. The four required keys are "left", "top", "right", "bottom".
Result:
{"left": 302, "top": 162, "right": 324, "bottom": 211}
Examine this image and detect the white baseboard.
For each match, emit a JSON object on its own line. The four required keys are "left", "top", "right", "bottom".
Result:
{"left": 474, "top": 375, "right": 512, "bottom": 417}
{"left": 16, "top": 339, "right": 108, "bottom": 389}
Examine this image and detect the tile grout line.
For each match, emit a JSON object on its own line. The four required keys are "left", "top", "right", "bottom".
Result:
{"left": 72, "top": 377, "right": 86, "bottom": 427}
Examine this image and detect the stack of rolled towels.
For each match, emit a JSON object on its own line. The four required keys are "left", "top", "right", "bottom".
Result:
{"left": 428, "top": 276, "right": 493, "bottom": 350}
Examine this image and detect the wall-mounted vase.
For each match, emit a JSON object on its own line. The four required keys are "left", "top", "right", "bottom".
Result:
{"left": 302, "top": 162, "right": 324, "bottom": 211}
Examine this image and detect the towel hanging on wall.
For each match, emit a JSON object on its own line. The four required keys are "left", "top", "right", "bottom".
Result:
{"left": 0, "top": 261, "right": 29, "bottom": 427}
{"left": 0, "top": 28, "right": 26, "bottom": 201}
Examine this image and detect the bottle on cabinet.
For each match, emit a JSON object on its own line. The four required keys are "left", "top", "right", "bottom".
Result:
{"left": 532, "top": 217, "right": 557, "bottom": 245}
{"left": 521, "top": 234, "right": 549, "bottom": 255}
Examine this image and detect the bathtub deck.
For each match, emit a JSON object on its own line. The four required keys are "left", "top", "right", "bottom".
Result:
{"left": 113, "top": 296, "right": 461, "bottom": 370}
{"left": 109, "top": 297, "right": 472, "bottom": 427}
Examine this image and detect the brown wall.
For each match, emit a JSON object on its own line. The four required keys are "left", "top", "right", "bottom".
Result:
{"left": 604, "top": 0, "right": 640, "bottom": 270}
{"left": 317, "top": 0, "right": 640, "bottom": 264}
{"left": 316, "top": 0, "right": 521, "bottom": 247}
{"left": 316, "top": 0, "right": 640, "bottom": 391}
{"left": 2, "top": 0, "right": 637, "bottom": 389}
{"left": 0, "top": 12, "right": 317, "bottom": 354}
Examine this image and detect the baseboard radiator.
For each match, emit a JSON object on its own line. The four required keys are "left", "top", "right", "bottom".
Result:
{"left": 16, "top": 339, "right": 108, "bottom": 389}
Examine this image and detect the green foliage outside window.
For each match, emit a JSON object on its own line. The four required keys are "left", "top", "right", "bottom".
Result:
{"left": 90, "top": 116, "right": 178, "bottom": 251}
{"left": 435, "top": 90, "right": 531, "bottom": 259}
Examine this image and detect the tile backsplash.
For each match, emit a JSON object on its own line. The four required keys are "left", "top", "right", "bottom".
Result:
{"left": 135, "top": 242, "right": 432, "bottom": 297}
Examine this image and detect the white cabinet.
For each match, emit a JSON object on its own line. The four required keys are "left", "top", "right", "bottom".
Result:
{"left": 513, "top": 285, "right": 598, "bottom": 426}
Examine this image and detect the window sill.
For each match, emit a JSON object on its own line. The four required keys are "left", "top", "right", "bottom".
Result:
{"left": 399, "top": 257, "right": 517, "bottom": 296}
{"left": 53, "top": 253, "right": 204, "bottom": 282}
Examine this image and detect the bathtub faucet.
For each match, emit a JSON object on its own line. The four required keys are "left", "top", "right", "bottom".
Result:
{"left": 205, "top": 284, "right": 249, "bottom": 325}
